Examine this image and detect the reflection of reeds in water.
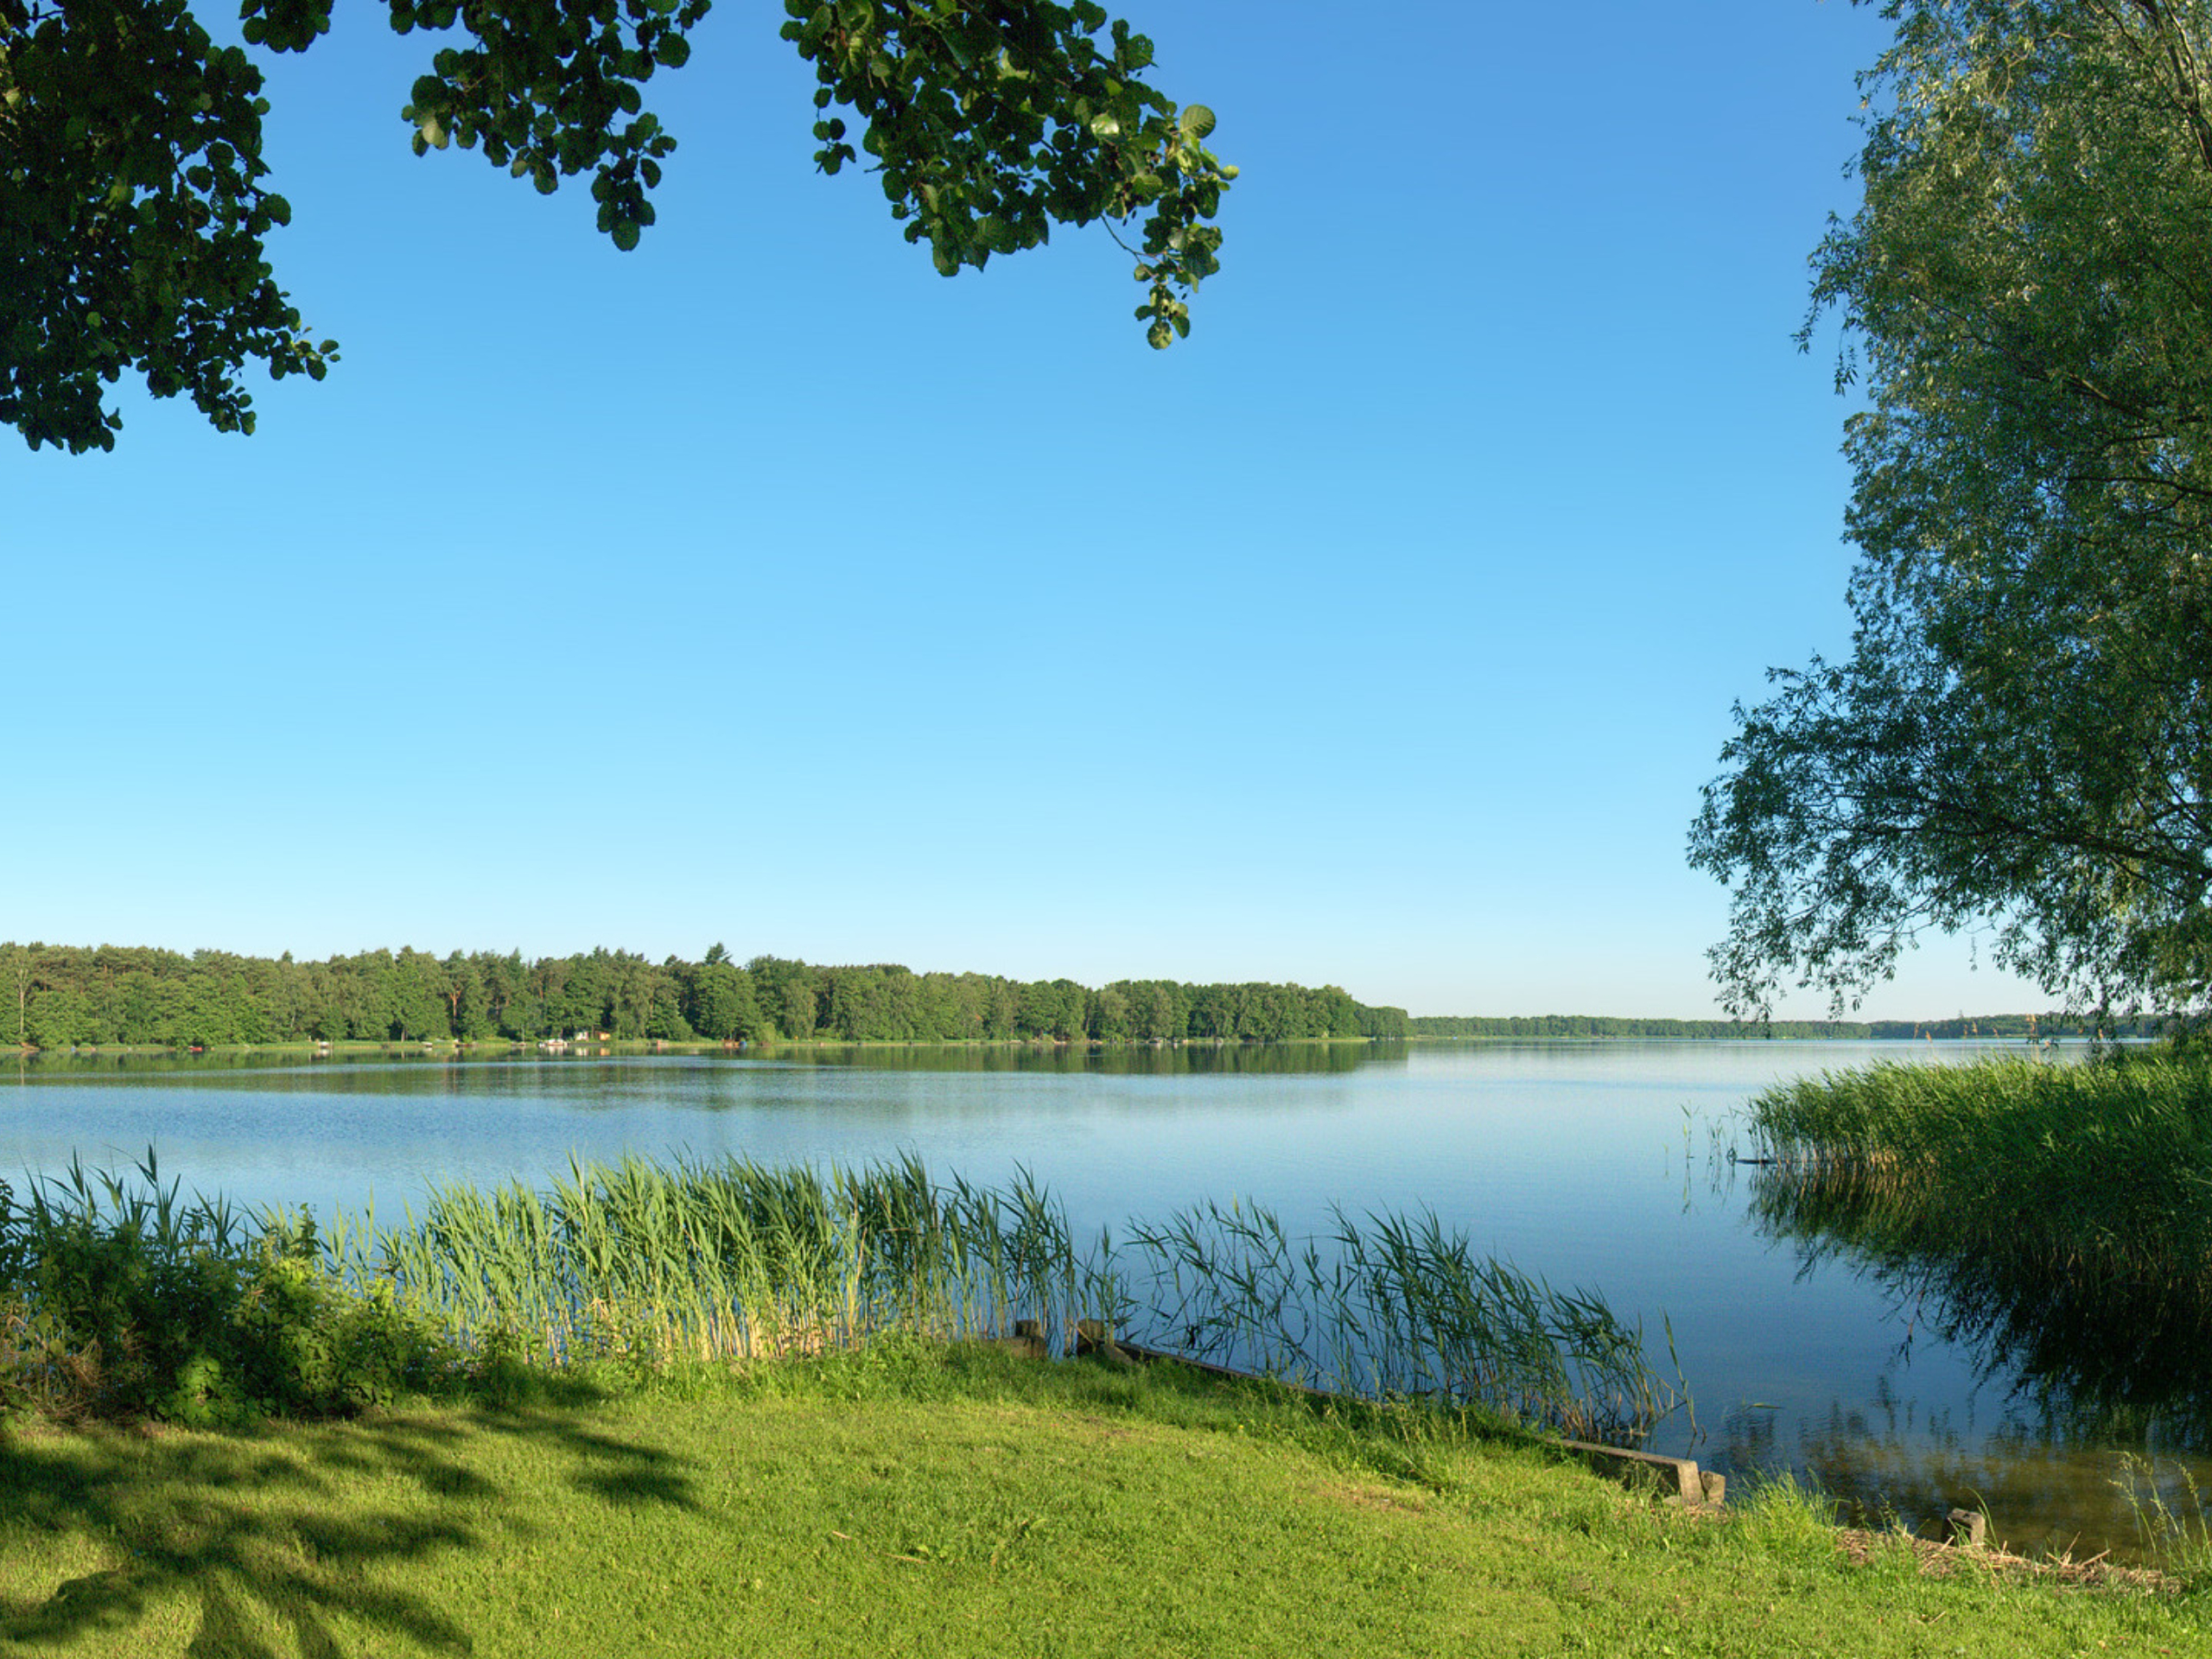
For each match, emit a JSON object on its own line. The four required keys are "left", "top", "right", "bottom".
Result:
{"left": 1775, "top": 1395, "right": 2195, "bottom": 1558}
{"left": 302, "top": 1154, "right": 1676, "bottom": 1440}
{"left": 1745, "top": 1055, "right": 2212, "bottom": 1438}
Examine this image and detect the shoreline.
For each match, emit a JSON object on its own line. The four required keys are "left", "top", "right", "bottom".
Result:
{"left": 7, "top": 1031, "right": 2079, "bottom": 1060}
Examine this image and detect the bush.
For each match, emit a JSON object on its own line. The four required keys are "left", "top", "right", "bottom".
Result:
{"left": 232, "top": 1236, "right": 455, "bottom": 1417}
{"left": 0, "top": 1157, "right": 454, "bottom": 1425}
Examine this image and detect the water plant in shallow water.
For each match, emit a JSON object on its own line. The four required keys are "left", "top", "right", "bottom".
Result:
{"left": 2, "top": 1149, "right": 1682, "bottom": 1442}
{"left": 361, "top": 1154, "right": 1104, "bottom": 1371}
{"left": 1743, "top": 1054, "right": 2212, "bottom": 1438}
{"left": 1124, "top": 1197, "right": 1682, "bottom": 1443}
{"left": 365, "top": 1156, "right": 1680, "bottom": 1440}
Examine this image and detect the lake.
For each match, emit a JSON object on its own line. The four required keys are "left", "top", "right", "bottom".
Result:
{"left": 3, "top": 1037, "right": 2198, "bottom": 1558}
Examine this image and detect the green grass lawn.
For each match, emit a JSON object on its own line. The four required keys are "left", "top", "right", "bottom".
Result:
{"left": 2, "top": 1342, "right": 2203, "bottom": 1658}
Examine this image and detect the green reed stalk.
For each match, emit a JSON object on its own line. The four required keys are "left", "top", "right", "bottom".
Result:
{"left": 1747, "top": 1054, "right": 2212, "bottom": 1297}
{"left": 1122, "top": 1196, "right": 1679, "bottom": 1441}
{"left": 5, "top": 1148, "right": 1681, "bottom": 1442}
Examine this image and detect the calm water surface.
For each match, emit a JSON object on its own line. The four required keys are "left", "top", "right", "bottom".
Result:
{"left": 2, "top": 1038, "right": 2196, "bottom": 1557}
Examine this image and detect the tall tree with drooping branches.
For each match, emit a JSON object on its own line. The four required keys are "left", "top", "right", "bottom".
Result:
{"left": 1694, "top": 1, "right": 2212, "bottom": 1020}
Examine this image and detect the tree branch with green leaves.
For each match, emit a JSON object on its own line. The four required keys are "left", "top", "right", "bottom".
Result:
{"left": 0, "top": 0, "right": 1234, "bottom": 453}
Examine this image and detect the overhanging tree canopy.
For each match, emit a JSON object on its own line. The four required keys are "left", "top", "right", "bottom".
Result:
{"left": 0, "top": 0, "right": 1234, "bottom": 452}
{"left": 1690, "top": 0, "right": 2212, "bottom": 1019}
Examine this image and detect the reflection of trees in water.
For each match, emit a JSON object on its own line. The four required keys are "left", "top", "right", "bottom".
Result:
{"left": 1746, "top": 1167, "right": 2212, "bottom": 1452}
{"left": 791, "top": 1040, "right": 1400, "bottom": 1077}
{"left": 16, "top": 1039, "right": 1402, "bottom": 1090}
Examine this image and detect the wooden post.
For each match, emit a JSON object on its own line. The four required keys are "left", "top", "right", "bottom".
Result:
{"left": 1075, "top": 1319, "right": 1141, "bottom": 1370}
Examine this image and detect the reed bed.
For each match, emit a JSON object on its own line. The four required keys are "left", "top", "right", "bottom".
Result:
{"left": 346, "top": 1154, "right": 1103, "bottom": 1370}
{"left": 1126, "top": 1198, "right": 1681, "bottom": 1441}
{"left": 1744, "top": 1053, "right": 2212, "bottom": 1427}
{"left": 353, "top": 1157, "right": 1678, "bottom": 1440}
{"left": 3, "top": 1151, "right": 1682, "bottom": 1441}
{"left": 1747, "top": 1054, "right": 2212, "bottom": 1296}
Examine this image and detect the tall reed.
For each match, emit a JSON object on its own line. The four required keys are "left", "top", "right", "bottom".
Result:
{"left": 359, "top": 1154, "right": 1099, "bottom": 1370}
{"left": 357, "top": 1156, "right": 1680, "bottom": 1440}
{"left": 1124, "top": 1198, "right": 1681, "bottom": 1442}
{"left": 1744, "top": 1053, "right": 2212, "bottom": 1431}
{"left": 5, "top": 1150, "right": 1682, "bottom": 1441}
{"left": 1747, "top": 1054, "right": 2212, "bottom": 1296}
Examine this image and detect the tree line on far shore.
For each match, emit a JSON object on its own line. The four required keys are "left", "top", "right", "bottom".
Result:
{"left": 0, "top": 943, "right": 1411, "bottom": 1051}
{"left": 6, "top": 942, "right": 2159, "bottom": 1052}
{"left": 1407, "top": 1013, "right": 2168, "bottom": 1040}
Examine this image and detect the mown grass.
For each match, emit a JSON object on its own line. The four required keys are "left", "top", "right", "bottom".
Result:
{"left": 1, "top": 1339, "right": 2203, "bottom": 1658}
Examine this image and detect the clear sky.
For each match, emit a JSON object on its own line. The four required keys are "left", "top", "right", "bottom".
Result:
{"left": 1, "top": 0, "right": 2046, "bottom": 1020}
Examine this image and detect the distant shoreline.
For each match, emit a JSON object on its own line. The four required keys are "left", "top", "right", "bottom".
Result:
{"left": 4, "top": 943, "right": 2168, "bottom": 1051}
{"left": 8, "top": 1029, "right": 2103, "bottom": 1059}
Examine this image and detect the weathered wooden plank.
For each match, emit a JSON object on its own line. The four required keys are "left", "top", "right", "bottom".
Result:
{"left": 1557, "top": 1439, "right": 1709, "bottom": 1506}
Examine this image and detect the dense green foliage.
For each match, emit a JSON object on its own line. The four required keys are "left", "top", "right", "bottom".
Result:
{"left": 0, "top": 939, "right": 1408, "bottom": 1048}
{"left": 0, "top": 0, "right": 1233, "bottom": 452}
{"left": 1747, "top": 1053, "right": 2212, "bottom": 1428}
{"left": 0, "top": 1156, "right": 456, "bottom": 1423}
{"left": 1693, "top": 1, "right": 2212, "bottom": 1020}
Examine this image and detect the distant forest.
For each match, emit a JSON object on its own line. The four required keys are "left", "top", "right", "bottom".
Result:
{"left": 1405, "top": 1013, "right": 2167, "bottom": 1040}
{"left": 0, "top": 944, "right": 1412, "bottom": 1050}
{"left": 2, "top": 943, "right": 2159, "bottom": 1052}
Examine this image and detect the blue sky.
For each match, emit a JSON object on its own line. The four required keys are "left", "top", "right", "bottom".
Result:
{"left": 1, "top": 1, "right": 2043, "bottom": 1020}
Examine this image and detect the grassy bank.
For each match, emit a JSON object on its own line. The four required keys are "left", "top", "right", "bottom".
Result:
{"left": 2, "top": 1341, "right": 2202, "bottom": 1657}
{"left": 5, "top": 1145, "right": 2210, "bottom": 1653}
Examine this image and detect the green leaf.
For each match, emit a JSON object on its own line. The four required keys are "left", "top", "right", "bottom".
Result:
{"left": 1177, "top": 103, "right": 1216, "bottom": 141}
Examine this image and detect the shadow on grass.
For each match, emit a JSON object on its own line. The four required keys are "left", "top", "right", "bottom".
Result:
{"left": 0, "top": 1395, "right": 705, "bottom": 1656}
